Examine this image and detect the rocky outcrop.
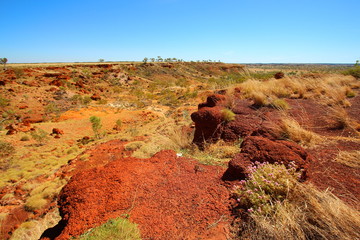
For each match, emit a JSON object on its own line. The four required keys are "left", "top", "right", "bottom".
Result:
{"left": 223, "top": 136, "right": 311, "bottom": 180}
{"left": 47, "top": 150, "right": 230, "bottom": 240}
{"left": 90, "top": 93, "right": 101, "bottom": 101}
{"left": 191, "top": 94, "right": 280, "bottom": 148}
{"left": 191, "top": 94, "right": 312, "bottom": 181}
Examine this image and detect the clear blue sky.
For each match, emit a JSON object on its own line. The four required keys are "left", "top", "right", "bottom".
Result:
{"left": 1, "top": 0, "right": 359, "bottom": 63}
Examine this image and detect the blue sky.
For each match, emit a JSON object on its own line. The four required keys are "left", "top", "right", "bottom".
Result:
{"left": 1, "top": 0, "right": 359, "bottom": 63}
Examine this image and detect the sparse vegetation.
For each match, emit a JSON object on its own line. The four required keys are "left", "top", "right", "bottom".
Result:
{"left": 333, "top": 150, "right": 360, "bottom": 168}
{"left": 232, "top": 162, "right": 360, "bottom": 240}
{"left": 30, "top": 128, "right": 50, "bottom": 145}
{"left": 221, "top": 108, "right": 236, "bottom": 122}
{"left": 1, "top": 62, "right": 360, "bottom": 239}
{"left": 0, "top": 141, "right": 15, "bottom": 158}
{"left": 77, "top": 217, "right": 141, "bottom": 240}
{"left": 0, "top": 57, "right": 8, "bottom": 70}
{"left": 279, "top": 117, "right": 322, "bottom": 147}
{"left": 90, "top": 116, "right": 103, "bottom": 139}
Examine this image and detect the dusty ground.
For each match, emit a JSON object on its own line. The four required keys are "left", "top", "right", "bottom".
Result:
{"left": 1, "top": 63, "right": 359, "bottom": 239}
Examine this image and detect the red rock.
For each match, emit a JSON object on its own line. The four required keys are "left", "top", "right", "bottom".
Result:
{"left": 18, "top": 104, "right": 28, "bottom": 109}
{"left": 22, "top": 81, "right": 39, "bottom": 87}
{"left": 198, "top": 94, "right": 226, "bottom": 109}
{"left": 52, "top": 128, "right": 64, "bottom": 135}
{"left": 49, "top": 150, "right": 230, "bottom": 240}
{"left": 49, "top": 79, "right": 64, "bottom": 87}
{"left": 74, "top": 81, "right": 85, "bottom": 88}
{"left": 191, "top": 94, "right": 281, "bottom": 148}
{"left": 43, "top": 72, "right": 62, "bottom": 78}
{"left": 191, "top": 106, "right": 224, "bottom": 147}
{"left": 90, "top": 94, "right": 101, "bottom": 101}
{"left": 22, "top": 114, "right": 44, "bottom": 124}
{"left": 224, "top": 136, "right": 311, "bottom": 180}
{"left": 274, "top": 72, "right": 285, "bottom": 79}
{"left": 0, "top": 80, "right": 5, "bottom": 86}
{"left": 6, "top": 124, "right": 17, "bottom": 135}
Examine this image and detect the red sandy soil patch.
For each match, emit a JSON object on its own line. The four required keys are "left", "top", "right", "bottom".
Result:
{"left": 286, "top": 96, "right": 360, "bottom": 206}
{"left": 46, "top": 150, "right": 231, "bottom": 240}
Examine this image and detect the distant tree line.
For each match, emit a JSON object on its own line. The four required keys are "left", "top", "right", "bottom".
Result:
{"left": 0, "top": 58, "right": 8, "bottom": 70}
{"left": 142, "top": 56, "right": 222, "bottom": 64}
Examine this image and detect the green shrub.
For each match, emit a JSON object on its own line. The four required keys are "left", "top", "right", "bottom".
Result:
{"left": 78, "top": 217, "right": 141, "bottom": 240}
{"left": 20, "top": 135, "right": 30, "bottom": 141}
{"left": 0, "top": 95, "right": 10, "bottom": 108}
{"left": 343, "top": 65, "right": 360, "bottom": 79}
{"left": 30, "top": 128, "right": 49, "bottom": 145}
{"left": 45, "top": 102, "right": 60, "bottom": 115}
{"left": 232, "top": 162, "right": 300, "bottom": 215}
{"left": 90, "top": 116, "right": 102, "bottom": 139}
{"left": 221, "top": 108, "right": 236, "bottom": 122}
{"left": 0, "top": 141, "right": 15, "bottom": 157}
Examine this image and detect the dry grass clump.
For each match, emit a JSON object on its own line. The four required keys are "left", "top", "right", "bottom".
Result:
{"left": 325, "top": 106, "right": 358, "bottom": 132}
{"left": 182, "top": 140, "right": 241, "bottom": 166}
{"left": 232, "top": 163, "right": 360, "bottom": 240}
{"left": 238, "top": 74, "right": 359, "bottom": 107}
{"left": 24, "top": 178, "right": 66, "bottom": 212}
{"left": 129, "top": 118, "right": 194, "bottom": 159}
{"left": 333, "top": 150, "right": 360, "bottom": 168}
{"left": 237, "top": 184, "right": 360, "bottom": 240}
{"left": 221, "top": 108, "right": 236, "bottom": 122}
{"left": 278, "top": 117, "right": 323, "bottom": 147}
{"left": 124, "top": 141, "right": 144, "bottom": 151}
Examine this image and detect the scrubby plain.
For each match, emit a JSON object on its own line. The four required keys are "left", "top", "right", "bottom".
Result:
{"left": 0, "top": 61, "right": 359, "bottom": 239}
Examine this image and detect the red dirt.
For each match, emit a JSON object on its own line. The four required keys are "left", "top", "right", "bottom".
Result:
{"left": 52, "top": 150, "right": 231, "bottom": 240}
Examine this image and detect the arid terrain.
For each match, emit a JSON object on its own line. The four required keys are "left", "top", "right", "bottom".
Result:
{"left": 0, "top": 61, "right": 359, "bottom": 239}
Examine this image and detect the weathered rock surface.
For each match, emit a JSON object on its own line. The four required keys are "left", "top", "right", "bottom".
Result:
{"left": 48, "top": 150, "right": 230, "bottom": 240}
{"left": 191, "top": 94, "right": 280, "bottom": 148}
{"left": 223, "top": 136, "right": 312, "bottom": 180}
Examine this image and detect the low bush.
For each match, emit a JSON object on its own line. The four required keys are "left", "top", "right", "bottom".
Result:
{"left": 0, "top": 141, "right": 15, "bottom": 157}
{"left": 232, "top": 162, "right": 300, "bottom": 215}
{"left": 20, "top": 135, "right": 30, "bottom": 141}
{"left": 90, "top": 116, "right": 102, "bottom": 139}
{"left": 343, "top": 65, "right": 360, "bottom": 79}
{"left": 30, "top": 128, "right": 49, "bottom": 145}
{"left": 78, "top": 217, "right": 141, "bottom": 240}
{"left": 232, "top": 162, "right": 360, "bottom": 240}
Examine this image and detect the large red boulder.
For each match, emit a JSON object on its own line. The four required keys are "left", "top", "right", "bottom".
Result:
{"left": 224, "top": 136, "right": 312, "bottom": 180}
{"left": 46, "top": 150, "right": 230, "bottom": 240}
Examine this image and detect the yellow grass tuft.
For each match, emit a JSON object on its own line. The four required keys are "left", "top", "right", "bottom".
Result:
{"left": 333, "top": 150, "right": 360, "bottom": 168}
{"left": 238, "top": 183, "right": 360, "bottom": 240}
{"left": 279, "top": 117, "right": 323, "bottom": 147}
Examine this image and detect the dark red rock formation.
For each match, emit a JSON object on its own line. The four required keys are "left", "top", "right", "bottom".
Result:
{"left": 274, "top": 72, "right": 285, "bottom": 79}
{"left": 90, "top": 93, "right": 101, "bottom": 101}
{"left": 191, "top": 94, "right": 280, "bottom": 148}
{"left": 223, "top": 136, "right": 312, "bottom": 180}
{"left": 52, "top": 128, "right": 64, "bottom": 135}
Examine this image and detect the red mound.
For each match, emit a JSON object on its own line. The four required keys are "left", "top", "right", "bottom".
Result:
{"left": 224, "top": 136, "right": 312, "bottom": 180}
{"left": 54, "top": 150, "right": 231, "bottom": 240}
{"left": 191, "top": 94, "right": 280, "bottom": 148}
